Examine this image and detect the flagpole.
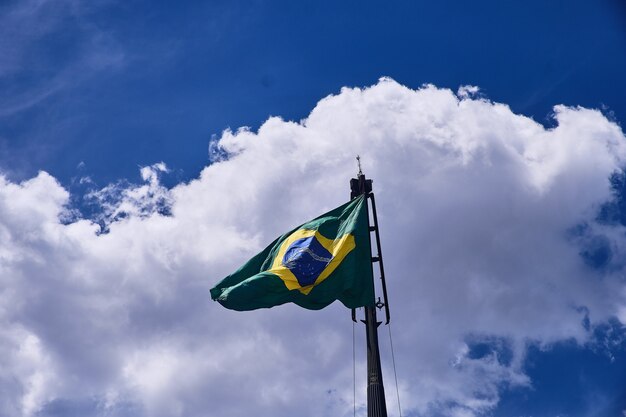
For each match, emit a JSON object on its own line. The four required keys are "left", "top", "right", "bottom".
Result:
{"left": 350, "top": 159, "right": 389, "bottom": 417}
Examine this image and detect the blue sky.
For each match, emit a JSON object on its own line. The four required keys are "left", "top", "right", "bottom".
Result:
{"left": 1, "top": 1, "right": 626, "bottom": 417}
{"left": 3, "top": 0, "right": 626, "bottom": 186}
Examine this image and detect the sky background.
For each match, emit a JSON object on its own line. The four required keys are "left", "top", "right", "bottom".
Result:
{"left": 1, "top": 1, "right": 626, "bottom": 417}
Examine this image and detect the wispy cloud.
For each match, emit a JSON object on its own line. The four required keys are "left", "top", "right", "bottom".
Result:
{"left": 0, "top": 0, "right": 126, "bottom": 117}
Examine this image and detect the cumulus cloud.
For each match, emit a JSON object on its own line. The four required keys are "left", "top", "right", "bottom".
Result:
{"left": 83, "top": 162, "right": 173, "bottom": 231}
{"left": 1, "top": 79, "right": 625, "bottom": 417}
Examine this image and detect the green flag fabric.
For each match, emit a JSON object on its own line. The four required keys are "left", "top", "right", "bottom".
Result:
{"left": 210, "top": 195, "right": 375, "bottom": 311}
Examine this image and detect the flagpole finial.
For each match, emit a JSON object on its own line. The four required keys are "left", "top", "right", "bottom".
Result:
{"left": 350, "top": 156, "right": 372, "bottom": 199}
{"left": 356, "top": 155, "right": 363, "bottom": 176}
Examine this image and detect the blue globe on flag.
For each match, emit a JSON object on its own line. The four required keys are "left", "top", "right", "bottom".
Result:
{"left": 282, "top": 236, "right": 333, "bottom": 286}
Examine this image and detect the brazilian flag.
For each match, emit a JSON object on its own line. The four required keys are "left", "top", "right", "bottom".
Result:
{"left": 210, "top": 195, "right": 375, "bottom": 311}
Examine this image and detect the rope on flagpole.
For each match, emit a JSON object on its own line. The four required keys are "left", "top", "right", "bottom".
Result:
{"left": 353, "top": 319, "right": 356, "bottom": 417}
{"left": 387, "top": 322, "right": 402, "bottom": 417}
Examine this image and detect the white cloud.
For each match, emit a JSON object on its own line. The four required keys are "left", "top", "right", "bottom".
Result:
{"left": 84, "top": 162, "right": 173, "bottom": 228}
{"left": 0, "top": 79, "right": 625, "bottom": 417}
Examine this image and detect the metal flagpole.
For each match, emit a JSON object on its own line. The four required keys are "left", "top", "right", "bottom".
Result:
{"left": 350, "top": 157, "right": 391, "bottom": 417}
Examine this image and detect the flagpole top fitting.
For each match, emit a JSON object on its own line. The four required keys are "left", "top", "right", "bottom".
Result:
{"left": 350, "top": 158, "right": 372, "bottom": 199}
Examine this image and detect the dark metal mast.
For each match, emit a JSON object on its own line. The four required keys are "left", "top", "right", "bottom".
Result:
{"left": 350, "top": 157, "right": 391, "bottom": 417}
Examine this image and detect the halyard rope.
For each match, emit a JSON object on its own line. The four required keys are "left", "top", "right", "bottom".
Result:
{"left": 353, "top": 319, "right": 356, "bottom": 417}
{"left": 387, "top": 322, "right": 403, "bottom": 417}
